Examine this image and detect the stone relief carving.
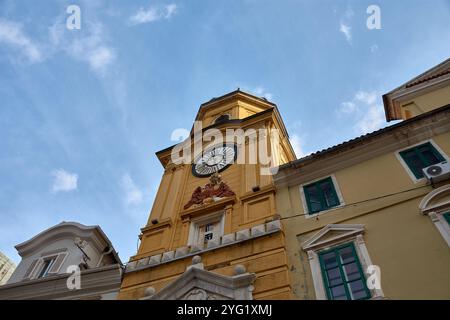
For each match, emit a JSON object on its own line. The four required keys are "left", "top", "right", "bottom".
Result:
{"left": 183, "top": 288, "right": 208, "bottom": 300}
{"left": 182, "top": 288, "right": 230, "bottom": 300}
{"left": 184, "top": 173, "right": 235, "bottom": 210}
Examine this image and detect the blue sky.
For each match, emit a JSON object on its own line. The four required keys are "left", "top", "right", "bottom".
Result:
{"left": 1, "top": 0, "right": 449, "bottom": 265}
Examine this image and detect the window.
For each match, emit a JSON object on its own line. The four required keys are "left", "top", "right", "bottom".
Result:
{"left": 444, "top": 212, "right": 450, "bottom": 225}
{"left": 399, "top": 142, "right": 445, "bottom": 179}
{"left": 188, "top": 211, "right": 225, "bottom": 249}
{"left": 319, "top": 243, "right": 371, "bottom": 300}
{"left": 22, "top": 250, "right": 68, "bottom": 281}
{"left": 197, "top": 222, "right": 220, "bottom": 247}
{"left": 214, "top": 114, "right": 230, "bottom": 124}
{"left": 37, "top": 257, "right": 56, "bottom": 278}
{"left": 419, "top": 185, "right": 450, "bottom": 247}
{"left": 304, "top": 177, "right": 340, "bottom": 214}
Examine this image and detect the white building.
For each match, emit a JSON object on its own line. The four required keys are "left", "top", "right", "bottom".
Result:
{"left": 0, "top": 252, "right": 16, "bottom": 286}
{"left": 0, "top": 221, "right": 122, "bottom": 300}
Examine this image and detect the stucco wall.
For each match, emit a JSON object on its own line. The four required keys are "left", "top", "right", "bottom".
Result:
{"left": 276, "top": 131, "right": 450, "bottom": 299}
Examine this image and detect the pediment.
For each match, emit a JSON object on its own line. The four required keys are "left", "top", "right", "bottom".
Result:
{"left": 180, "top": 287, "right": 231, "bottom": 300}
{"left": 383, "top": 58, "right": 450, "bottom": 121}
{"left": 419, "top": 184, "right": 450, "bottom": 214}
{"left": 195, "top": 89, "right": 274, "bottom": 123}
{"left": 302, "top": 224, "right": 365, "bottom": 251}
{"left": 147, "top": 265, "right": 255, "bottom": 300}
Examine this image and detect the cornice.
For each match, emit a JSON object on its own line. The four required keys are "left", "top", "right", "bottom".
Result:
{"left": 180, "top": 196, "right": 237, "bottom": 219}
{"left": 275, "top": 106, "right": 450, "bottom": 187}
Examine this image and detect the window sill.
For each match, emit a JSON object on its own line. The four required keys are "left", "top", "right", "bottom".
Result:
{"left": 304, "top": 204, "right": 346, "bottom": 219}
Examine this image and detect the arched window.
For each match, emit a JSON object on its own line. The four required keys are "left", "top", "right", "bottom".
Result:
{"left": 419, "top": 184, "right": 450, "bottom": 246}
{"left": 213, "top": 114, "right": 230, "bottom": 124}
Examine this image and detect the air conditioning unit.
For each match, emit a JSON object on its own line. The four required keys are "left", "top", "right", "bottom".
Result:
{"left": 422, "top": 161, "right": 450, "bottom": 183}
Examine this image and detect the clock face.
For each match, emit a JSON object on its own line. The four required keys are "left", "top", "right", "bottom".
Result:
{"left": 192, "top": 144, "right": 237, "bottom": 177}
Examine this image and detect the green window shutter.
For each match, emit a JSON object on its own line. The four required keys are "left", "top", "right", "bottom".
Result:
{"left": 443, "top": 212, "right": 450, "bottom": 225}
{"left": 400, "top": 142, "right": 445, "bottom": 179}
{"left": 319, "top": 243, "right": 371, "bottom": 300}
{"left": 303, "top": 177, "right": 340, "bottom": 214}
{"left": 400, "top": 150, "right": 425, "bottom": 179}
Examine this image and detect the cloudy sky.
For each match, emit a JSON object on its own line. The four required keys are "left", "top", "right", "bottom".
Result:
{"left": 1, "top": 0, "right": 449, "bottom": 264}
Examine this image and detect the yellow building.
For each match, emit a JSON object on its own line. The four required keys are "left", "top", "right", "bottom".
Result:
{"left": 274, "top": 59, "right": 450, "bottom": 300}
{"left": 118, "top": 90, "right": 296, "bottom": 300}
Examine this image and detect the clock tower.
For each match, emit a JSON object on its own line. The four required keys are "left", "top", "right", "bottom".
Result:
{"left": 118, "top": 90, "right": 296, "bottom": 300}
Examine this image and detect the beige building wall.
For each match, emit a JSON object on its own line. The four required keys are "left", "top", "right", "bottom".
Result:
{"left": 276, "top": 110, "right": 450, "bottom": 299}
{"left": 400, "top": 85, "right": 450, "bottom": 119}
{"left": 0, "top": 251, "right": 16, "bottom": 286}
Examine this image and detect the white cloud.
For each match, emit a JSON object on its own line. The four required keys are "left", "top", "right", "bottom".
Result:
{"left": 253, "top": 86, "right": 273, "bottom": 101}
{"left": 129, "top": 7, "right": 161, "bottom": 25}
{"left": 340, "top": 101, "right": 357, "bottom": 114}
{"left": 340, "top": 91, "right": 377, "bottom": 114}
{"left": 51, "top": 169, "right": 78, "bottom": 193}
{"left": 344, "top": 6, "right": 354, "bottom": 19}
{"left": 0, "top": 19, "right": 42, "bottom": 63}
{"left": 339, "top": 6, "right": 353, "bottom": 44}
{"left": 290, "top": 134, "right": 307, "bottom": 158}
{"left": 165, "top": 4, "right": 178, "bottom": 19}
{"left": 355, "top": 91, "right": 377, "bottom": 105}
{"left": 88, "top": 46, "right": 115, "bottom": 72}
{"left": 129, "top": 4, "right": 178, "bottom": 25}
{"left": 339, "top": 22, "right": 352, "bottom": 43}
{"left": 355, "top": 105, "right": 385, "bottom": 134}
{"left": 121, "top": 174, "right": 143, "bottom": 205}
{"left": 66, "top": 22, "right": 116, "bottom": 75}
{"left": 238, "top": 85, "right": 273, "bottom": 101}
{"left": 339, "top": 91, "right": 386, "bottom": 134}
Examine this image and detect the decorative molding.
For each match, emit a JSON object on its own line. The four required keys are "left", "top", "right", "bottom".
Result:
{"left": 14, "top": 222, "right": 117, "bottom": 260}
{"left": 183, "top": 173, "right": 236, "bottom": 210}
{"left": 239, "top": 185, "right": 276, "bottom": 201}
{"left": 419, "top": 184, "right": 450, "bottom": 247}
{"left": 140, "top": 218, "right": 173, "bottom": 233}
{"left": 302, "top": 224, "right": 365, "bottom": 251}
{"left": 181, "top": 197, "right": 236, "bottom": 219}
{"left": 307, "top": 250, "right": 327, "bottom": 300}
{"left": 429, "top": 211, "right": 450, "bottom": 247}
{"left": 274, "top": 109, "right": 450, "bottom": 188}
{"left": 302, "top": 224, "right": 384, "bottom": 300}
{"left": 0, "top": 264, "right": 122, "bottom": 300}
{"left": 419, "top": 183, "right": 450, "bottom": 213}
{"left": 141, "top": 256, "right": 255, "bottom": 300}
{"left": 125, "top": 220, "right": 282, "bottom": 274}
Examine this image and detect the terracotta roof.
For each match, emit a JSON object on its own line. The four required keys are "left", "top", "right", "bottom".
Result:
{"left": 405, "top": 68, "right": 450, "bottom": 88}
{"left": 279, "top": 103, "right": 450, "bottom": 170}
{"left": 382, "top": 58, "right": 450, "bottom": 121}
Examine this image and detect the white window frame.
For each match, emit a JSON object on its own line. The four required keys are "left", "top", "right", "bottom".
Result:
{"left": 27, "top": 251, "right": 68, "bottom": 280}
{"left": 419, "top": 184, "right": 450, "bottom": 246}
{"left": 36, "top": 256, "right": 56, "bottom": 278}
{"left": 395, "top": 139, "right": 450, "bottom": 184}
{"left": 187, "top": 211, "right": 225, "bottom": 248}
{"left": 299, "top": 174, "right": 345, "bottom": 219}
{"left": 302, "top": 224, "right": 384, "bottom": 300}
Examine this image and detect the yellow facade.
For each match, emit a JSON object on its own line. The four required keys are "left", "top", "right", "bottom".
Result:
{"left": 118, "top": 90, "right": 296, "bottom": 300}
{"left": 275, "top": 59, "right": 450, "bottom": 300}
{"left": 119, "top": 59, "right": 450, "bottom": 300}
